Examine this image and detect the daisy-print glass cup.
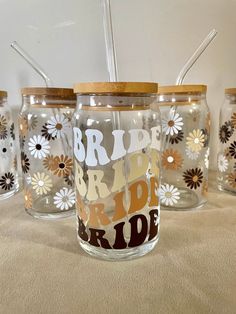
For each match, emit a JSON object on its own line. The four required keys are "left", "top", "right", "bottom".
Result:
{"left": 19, "top": 88, "right": 76, "bottom": 219}
{"left": 157, "top": 85, "right": 210, "bottom": 210}
{"left": 217, "top": 88, "right": 236, "bottom": 194}
{"left": 73, "top": 82, "right": 161, "bottom": 260}
{"left": 0, "top": 90, "right": 19, "bottom": 199}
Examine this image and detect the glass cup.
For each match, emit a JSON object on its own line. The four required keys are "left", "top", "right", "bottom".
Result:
{"left": 19, "top": 87, "right": 76, "bottom": 219}
{"left": 217, "top": 88, "right": 236, "bottom": 194}
{"left": 157, "top": 85, "right": 210, "bottom": 210}
{"left": 0, "top": 90, "right": 19, "bottom": 199}
{"left": 73, "top": 82, "right": 161, "bottom": 260}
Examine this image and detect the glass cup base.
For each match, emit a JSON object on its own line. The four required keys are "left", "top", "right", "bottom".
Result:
{"left": 25, "top": 207, "right": 75, "bottom": 220}
{"left": 78, "top": 236, "right": 159, "bottom": 261}
{"left": 0, "top": 183, "right": 20, "bottom": 201}
{"left": 161, "top": 187, "right": 207, "bottom": 211}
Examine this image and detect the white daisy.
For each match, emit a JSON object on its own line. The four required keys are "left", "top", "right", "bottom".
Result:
{"left": 218, "top": 154, "right": 229, "bottom": 172}
{"left": 185, "top": 147, "right": 200, "bottom": 160}
{"left": 53, "top": 187, "right": 75, "bottom": 211}
{"left": 204, "top": 148, "right": 210, "bottom": 169}
{"left": 28, "top": 135, "right": 50, "bottom": 159}
{"left": 159, "top": 184, "right": 180, "bottom": 206}
{"left": 46, "top": 114, "right": 70, "bottom": 139}
{"left": 162, "top": 111, "right": 183, "bottom": 136}
{"left": 31, "top": 172, "right": 52, "bottom": 195}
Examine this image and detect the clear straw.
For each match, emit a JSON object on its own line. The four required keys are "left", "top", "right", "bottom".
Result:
{"left": 101, "top": 0, "right": 118, "bottom": 81}
{"left": 176, "top": 29, "right": 217, "bottom": 85}
{"left": 11, "top": 41, "right": 53, "bottom": 87}
{"left": 10, "top": 41, "right": 70, "bottom": 153}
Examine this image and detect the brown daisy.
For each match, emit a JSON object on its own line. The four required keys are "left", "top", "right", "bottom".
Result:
{"left": 201, "top": 128, "right": 210, "bottom": 147}
{"left": 64, "top": 172, "right": 75, "bottom": 187}
{"left": 41, "top": 123, "right": 56, "bottom": 141}
{"left": 10, "top": 123, "right": 15, "bottom": 140}
{"left": 0, "top": 172, "right": 14, "bottom": 190}
{"left": 162, "top": 148, "right": 183, "bottom": 170}
{"left": 43, "top": 155, "right": 57, "bottom": 171}
{"left": 19, "top": 116, "right": 28, "bottom": 136}
{"left": 169, "top": 130, "right": 184, "bottom": 144}
{"left": 227, "top": 173, "right": 236, "bottom": 188}
{"left": 53, "top": 155, "right": 73, "bottom": 177}
{"left": 183, "top": 168, "right": 203, "bottom": 189}
{"left": 229, "top": 141, "right": 236, "bottom": 158}
{"left": 219, "top": 124, "right": 231, "bottom": 143}
{"left": 224, "top": 147, "right": 233, "bottom": 160}
{"left": 0, "top": 115, "right": 7, "bottom": 129}
{"left": 231, "top": 112, "right": 236, "bottom": 128}
{"left": 24, "top": 189, "right": 33, "bottom": 209}
{"left": 21, "top": 152, "right": 30, "bottom": 173}
{"left": 0, "top": 126, "right": 7, "bottom": 139}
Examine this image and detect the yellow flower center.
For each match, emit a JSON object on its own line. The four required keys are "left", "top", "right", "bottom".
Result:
{"left": 165, "top": 192, "right": 172, "bottom": 198}
{"left": 192, "top": 175, "right": 198, "bottom": 182}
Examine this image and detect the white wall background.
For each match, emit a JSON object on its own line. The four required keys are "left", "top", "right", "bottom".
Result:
{"left": 0, "top": 0, "right": 236, "bottom": 169}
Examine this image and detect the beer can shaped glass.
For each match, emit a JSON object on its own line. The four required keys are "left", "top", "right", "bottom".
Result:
{"left": 217, "top": 88, "right": 236, "bottom": 194}
{"left": 19, "top": 88, "right": 76, "bottom": 219}
{"left": 158, "top": 85, "right": 210, "bottom": 210}
{"left": 0, "top": 90, "right": 19, "bottom": 199}
{"left": 73, "top": 82, "right": 161, "bottom": 260}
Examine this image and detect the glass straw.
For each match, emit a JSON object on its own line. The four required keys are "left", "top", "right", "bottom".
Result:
{"left": 11, "top": 41, "right": 53, "bottom": 87}
{"left": 10, "top": 41, "right": 70, "bottom": 153}
{"left": 176, "top": 29, "right": 217, "bottom": 85}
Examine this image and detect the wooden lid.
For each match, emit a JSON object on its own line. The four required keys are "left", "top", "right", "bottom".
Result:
{"left": 0, "top": 90, "right": 7, "bottom": 98}
{"left": 21, "top": 87, "right": 76, "bottom": 99}
{"left": 225, "top": 88, "right": 236, "bottom": 95}
{"left": 74, "top": 82, "right": 158, "bottom": 95}
{"left": 158, "top": 85, "right": 207, "bottom": 94}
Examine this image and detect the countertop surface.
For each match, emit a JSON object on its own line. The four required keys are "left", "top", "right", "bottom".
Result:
{"left": 0, "top": 173, "right": 235, "bottom": 314}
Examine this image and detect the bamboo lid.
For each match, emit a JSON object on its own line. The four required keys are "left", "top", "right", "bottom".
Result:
{"left": 225, "top": 88, "right": 236, "bottom": 95}
{"left": 0, "top": 90, "right": 7, "bottom": 98}
{"left": 21, "top": 87, "right": 76, "bottom": 99}
{"left": 74, "top": 82, "right": 158, "bottom": 95}
{"left": 158, "top": 85, "right": 207, "bottom": 94}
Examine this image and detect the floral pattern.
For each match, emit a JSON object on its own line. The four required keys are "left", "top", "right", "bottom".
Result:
{"left": 162, "top": 148, "right": 183, "bottom": 170}
{"left": 0, "top": 115, "right": 7, "bottom": 130}
{"left": 227, "top": 172, "right": 236, "bottom": 188}
{"left": 169, "top": 130, "right": 184, "bottom": 144}
{"left": 219, "top": 123, "right": 231, "bottom": 143}
{"left": 28, "top": 135, "right": 50, "bottom": 159}
{"left": 0, "top": 127, "right": 8, "bottom": 140}
{"left": 218, "top": 154, "right": 229, "bottom": 172}
{"left": 64, "top": 173, "right": 74, "bottom": 187}
{"left": 0, "top": 172, "right": 14, "bottom": 190}
{"left": 186, "top": 129, "right": 205, "bottom": 152}
{"left": 162, "top": 111, "right": 183, "bottom": 136}
{"left": 52, "top": 155, "right": 73, "bottom": 177}
{"left": 224, "top": 147, "right": 232, "bottom": 160}
{"left": 41, "top": 123, "right": 56, "bottom": 141}
{"left": 231, "top": 112, "right": 236, "bottom": 128}
{"left": 159, "top": 184, "right": 180, "bottom": 206}
{"left": 28, "top": 116, "right": 38, "bottom": 131}
{"left": 183, "top": 168, "right": 203, "bottom": 189}
{"left": 10, "top": 123, "right": 15, "bottom": 140}
{"left": 21, "top": 152, "right": 30, "bottom": 173}
{"left": 229, "top": 141, "right": 236, "bottom": 159}
{"left": 43, "top": 155, "right": 57, "bottom": 171}
{"left": 46, "top": 114, "right": 70, "bottom": 139}
{"left": 53, "top": 187, "right": 75, "bottom": 210}
{"left": 31, "top": 172, "right": 52, "bottom": 195}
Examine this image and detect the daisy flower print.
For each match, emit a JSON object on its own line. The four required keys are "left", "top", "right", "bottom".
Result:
{"left": 31, "top": 172, "right": 52, "bottom": 195}
{"left": 159, "top": 184, "right": 180, "bottom": 206}
{"left": 217, "top": 154, "right": 229, "bottom": 172}
{"left": 53, "top": 187, "right": 75, "bottom": 211}
{"left": 28, "top": 135, "right": 50, "bottom": 159}
{"left": 162, "top": 111, "right": 183, "bottom": 136}
{"left": 186, "top": 129, "right": 205, "bottom": 152}
{"left": 46, "top": 114, "right": 70, "bottom": 139}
